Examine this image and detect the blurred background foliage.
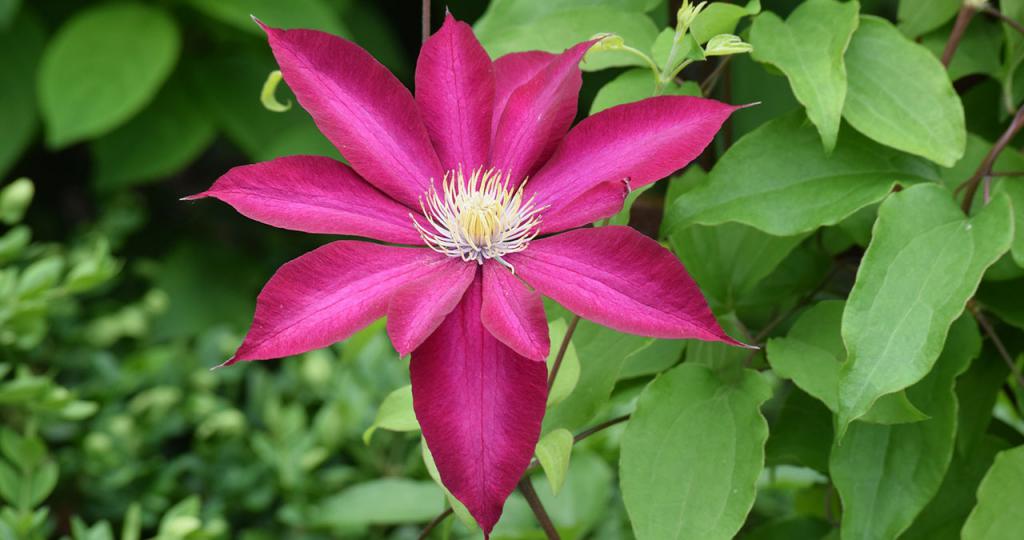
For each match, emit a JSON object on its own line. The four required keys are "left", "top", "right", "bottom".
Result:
{"left": 2, "top": 0, "right": 1023, "bottom": 539}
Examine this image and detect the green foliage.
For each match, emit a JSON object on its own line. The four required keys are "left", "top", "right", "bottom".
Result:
{"left": 3, "top": 0, "right": 1024, "bottom": 538}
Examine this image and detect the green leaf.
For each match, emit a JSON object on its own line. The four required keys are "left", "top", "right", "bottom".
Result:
{"left": 590, "top": 69, "right": 699, "bottom": 115}
{"left": 546, "top": 318, "right": 581, "bottom": 407}
{"left": 749, "top": 0, "right": 859, "bottom": 152}
{"left": 92, "top": 78, "right": 215, "bottom": 191}
{"left": 995, "top": 179, "right": 1024, "bottom": 269}
{"left": 620, "top": 364, "right": 771, "bottom": 540}
{"left": 313, "top": 478, "right": 444, "bottom": 529}
{"left": 421, "top": 441, "right": 477, "bottom": 531}
{"left": 961, "top": 444, "right": 1024, "bottom": 539}
{"left": 903, "top": 436, "right": 1010, "bottom": 540}
{"left": 474, "top": 6, "right": 659, "bottom": 72}
{"left": 0, "top": 178, "right": 34, "bottom": 226}
{"left": 690, "top": 0, "right": 761, "bottom": 44}
{"left": 897, "top": 0, "right": 960, "bottom": 38}
{"left": 837, "top": 184, "right": 1013, "bottom": 435}
{"left": 618, "top": 338, "right": 686, "bottom": 380}
{"left": 831, "top": 316, "right": 980, "bottom": 540}
{"left": 185, "top": 0, "right": 348, "bottom": 37}
{"left": 38, "top": 3, "right": 181, "bottom": 147}
{"left": 955, "top": 345, "right": 1011, "bottom": 465}
{"left": 535, "top": 428, "right": 573, "bottom": 495}
{"left": 542, "top": 313, "right": 651, "bottom": 432}
{"left": 671, "top": 221, "right": 806, "bottom": 313}
{"left": 362, "top": 385, "right": 417, "bottom": 444}
{"left": 765, "top": 387, "right": 832, "bottom": 473}
{"left": 666, "top": 111, "right": 939, "bottom": 236}
{"left": 0, "top": 12, "right": 44, "bottom": 178}
{"left": 26, "top": 461, "right": 57, "bottom": 508}
{"left": 190, "top": 48, "right": 339, "bottom": 162}
{"left": 767, "top": 301, "right": 929, "bottom": 425}
{"left": 843, "top": 16, "right": 965, "bottom": 167}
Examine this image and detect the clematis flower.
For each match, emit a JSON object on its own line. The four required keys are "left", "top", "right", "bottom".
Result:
{"left": 187, "top": 14, "right": 742, "bottom": 535}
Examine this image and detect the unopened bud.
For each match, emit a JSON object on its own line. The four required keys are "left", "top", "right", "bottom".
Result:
{"left": 704, "top": 34, "right": 753, "bottom": 56}
{"left": 676, "top": 0, "right": 708, "bottom": 34}
{"left": 590, "top": 33, "right": 626, "bottom": 52}
{"left": 0, "top": 178, "right": 34, "bottom": 225}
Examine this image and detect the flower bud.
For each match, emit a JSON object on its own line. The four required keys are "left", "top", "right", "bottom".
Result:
{"left": 676, "top": 0, "right": 708, "bottom": 34}
{"left": 0, "top": 178, "right": 34, "bottom": 225}
{"left": 704, "top": 34, "right": 754, "bottom": 56}
{"left": 589, "top": 33, "right": 626, "bottom": 52}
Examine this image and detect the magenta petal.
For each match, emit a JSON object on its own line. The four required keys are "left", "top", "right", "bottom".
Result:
{"left": 228, "top": 242, "right": 445, "bottom": 364}
{"left": 416, "top": 14, "right": 494, "bottom": 172}
{"left": 260, "top": 23, "right": 443, "bottom": 208}
{"left": 411, "top": 276, "right": 548, "bottom": 534}
{"left": 185, "top": 155, "right": 422, "bottom": 244}
{"left": 537, "top": 180, "right": 630, "bottom": 234}
{"left": 491, "top": 51, "right": 556, "bottom": 142}
{"left": 529, "top": 96, "right": 739, "bottom": 232}
{"left": 507, "top": 226, "right": 742, "bottom": 344}
{"left": 481, "top": 262, "right": 550, "bottom": 361}
{"left": 387, "top": 260, "right": 476, "bottom": 355}
{"left": 490, "top": 41, "right": 594, "bottom": 183}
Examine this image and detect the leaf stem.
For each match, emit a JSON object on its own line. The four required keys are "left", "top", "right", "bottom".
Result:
{"left": 941, "top": 4, "right": 978, "bottom": 67}
{"left": 970, "top": 303, "right": 1024, "bottom": 390}
{"left": 957, "top": 105, "right": 1024, "bottom": 213}
{"left": 548, "top": 315, "right": 580, "bottom": 389}
{"left": 422, "top": 0, "right": 431, "bottom": 44}
{"left": 417, "top": 507, "right": 453, "bottom": 540}
{"left": 573, "top": 413, "right": 630, "bottom": 443}
{"left": 982, "top": 5, "right": 1024, "bottom": 38}
{"left": 518, "top": 478, "right": 561, "bottom": 539}
{"left": 700, "top": 56, "right": 733, "bottom": 97}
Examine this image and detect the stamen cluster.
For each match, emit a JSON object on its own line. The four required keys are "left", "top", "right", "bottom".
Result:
{"left": 413, "top": 167, "right": 545, "bottom": 269}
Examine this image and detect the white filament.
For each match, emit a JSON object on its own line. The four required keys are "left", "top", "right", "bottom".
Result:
{"left": 412, "top": 167, "right": 546, "bottom": 270}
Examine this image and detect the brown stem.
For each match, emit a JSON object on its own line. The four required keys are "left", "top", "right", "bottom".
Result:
{"left": 518, "top": 478, "right": 561, "bottom": 540}
{"left": 417, "top": 507, "right": 453, "bottom": 540}
{"left": 970, "top": 304, "right": 1024, "bottom": 390}
{"left": 574, "top": 414, "right": 630, "bottom": 443}
{"left": 983, "top": 5, "right": 1024, "bottom": 38}
{"left": 421, "top": 0, "right": 431, "bottom": 44}
{"left": 548, "top": 315, "right": 580, "bottom": 388}
{"left": 699, "top": 56, "right": 733, "bottom": 97}
{"left": 958, "top": 105, "right": 1024, "bottom": 213}
{"left": 941, "top": 5, "right": 977, "bottom": 66}
{"left": 991, "top": 170, "right": 1024, "bottom": 177}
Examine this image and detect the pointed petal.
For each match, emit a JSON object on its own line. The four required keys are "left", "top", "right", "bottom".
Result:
{"left": 529, "top": 96, "right": 739, "bottom": 233}
{"left": 387, "top": 260, "right": 476, "bottom": 355}
{"left": 229, "top": 242, "right": 445, "bottom": 364}
{"left": 185, "top": 155, "right": 422, "bottom": 244}
{"left": 490, "top": 41, "right": 594, "bottom": 183}
{"left": 416, "top": 14, "right": 494, "bottom": 172}
{"left": 260, "top": 23, "right": 443, "bottom": 208}
{"left": 506, "top": 226, "right": 741, "bottom": 344}
{"left": 481, "top": 262, "right": 549, "bottom": 361}
{"left": 411, "top": 276, "right": 547, "bottom": 534}
{"left": 491, "top": 51, "right": 555, "bottom": 142}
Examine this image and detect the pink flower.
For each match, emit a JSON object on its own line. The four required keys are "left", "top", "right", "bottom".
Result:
{"left": 187, "top": 15, "right": 741, "bottom": 534}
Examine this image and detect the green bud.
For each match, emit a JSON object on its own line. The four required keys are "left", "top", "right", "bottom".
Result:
{"left": 704, "top": 34, "right": 754, "bottom": 56}
{"left": 589, "top": 33, "right": 626, "bottom": 52}
{"left": 0, "top": 178, "right": 34, "bottom": 225}
{"left": 676, "top": 0, "right": 708, "bottom": 34}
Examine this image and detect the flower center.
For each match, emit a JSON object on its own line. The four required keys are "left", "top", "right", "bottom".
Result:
{"left": 412, "top": 167, "right": 545, "bottom": 270}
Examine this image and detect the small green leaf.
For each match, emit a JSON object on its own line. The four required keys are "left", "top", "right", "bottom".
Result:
{"left": 690, "top": 0, "right": 761, "bottom": 44}
{"left": 666, "top": 111, "right": 938, "bottom": 236}
{"left": 831, "top": 316, "right": 980, "bottom": 540}
{"left": 837, "top": 184, "right": 1013, "bottom": 435}
{"left": 961, "top": 445, "right": 1024, "bottom": 539}
{"left": 0, "top": 178, "right": 34, "bottom": 225}
{"left": 843, "top": 16, "right": 965, "bottom": 167}
{"left": 362, "top": 385, "right": 418, "bottom": 444}
{"left": 535, "top": 428, "right": 573, "bottom": 495}
{"left": 421, "top": 441, "right": 477, "bottom": 531}
{"left": 26, "top": 460, "right": 57, "bottom": 508}
{"left": 185, "top": 0, "right": 348, "bottom": 36}
{"left": 16, "top": 256, "right": 64, "bottom": 298}
{"left": 38, "top": 2, "right": 181, "bottom": 147}
{"left": 750, "top": 0, "right": 859, "bottom": 152}
{"left": 621, "top": 364, "right": 771, "bottom": 540}
{"left": 312, "top": 478, "right": 444, "bottom": 529}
